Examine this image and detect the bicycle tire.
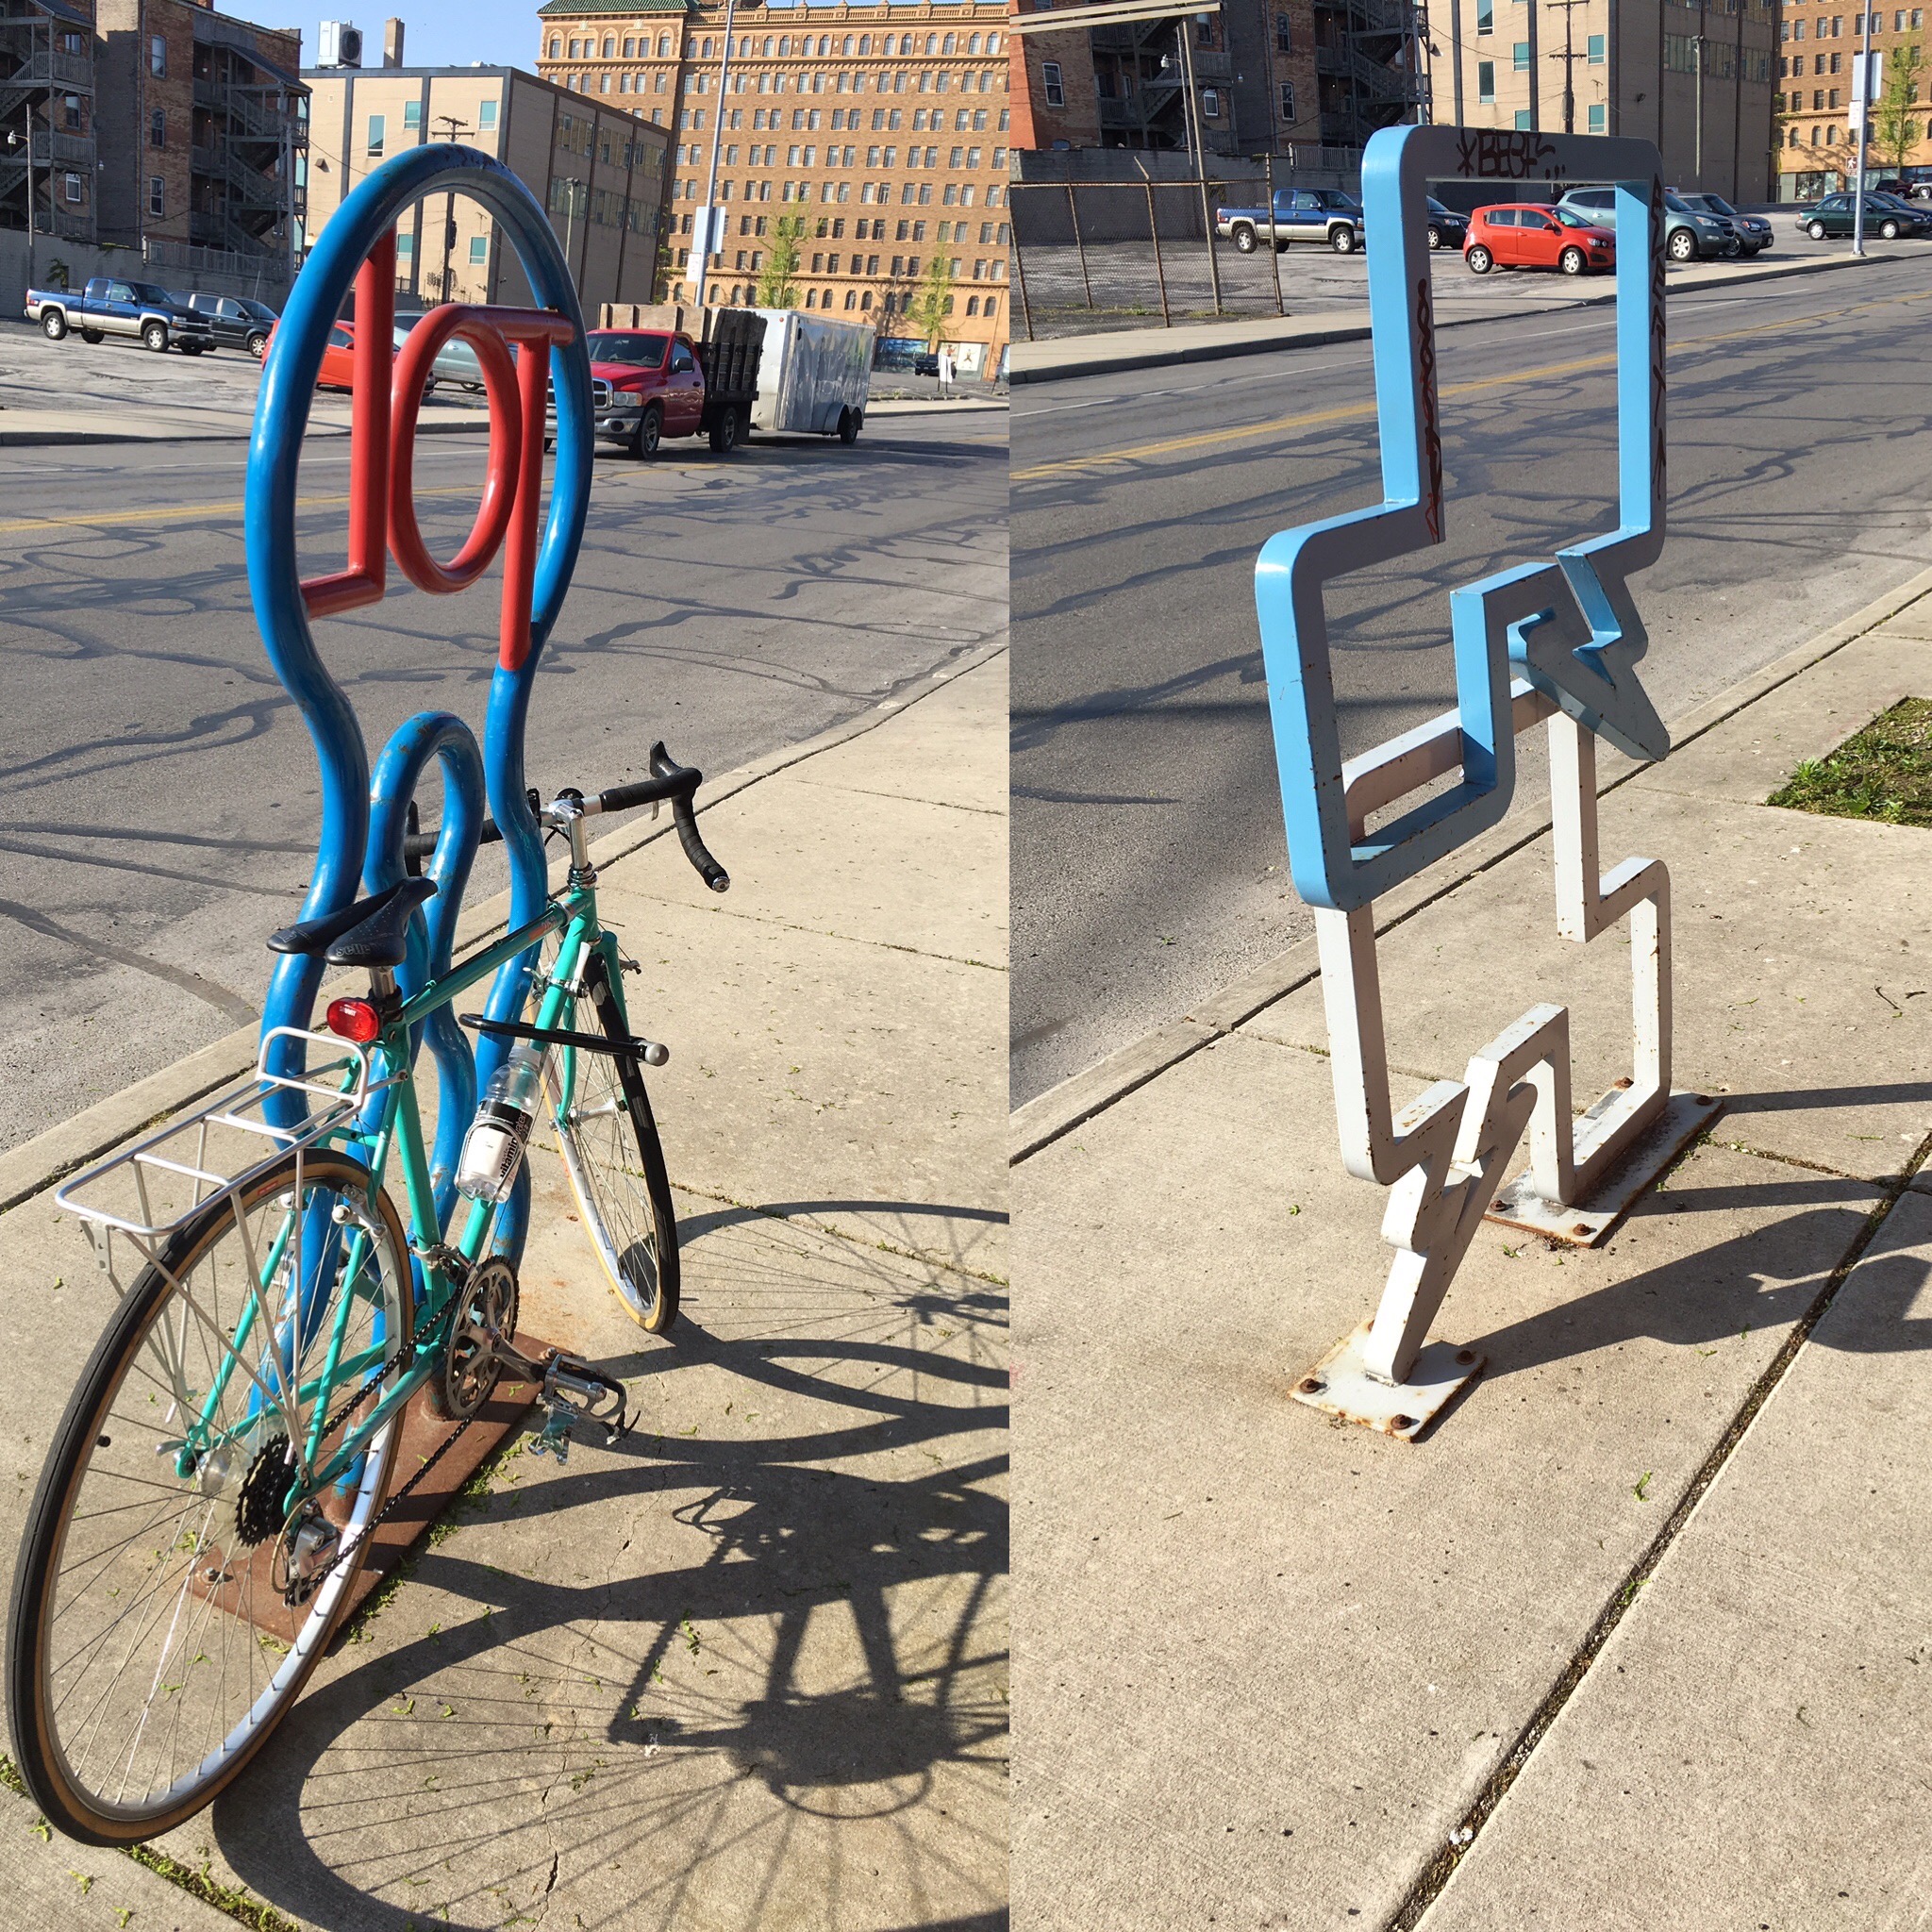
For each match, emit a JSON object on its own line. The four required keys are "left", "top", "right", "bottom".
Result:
{"left": 550, "top": 949, "right": 681, "bottom": 1333}
{"left": 8, "top": 1149, "right": 410, "bottom": 1844}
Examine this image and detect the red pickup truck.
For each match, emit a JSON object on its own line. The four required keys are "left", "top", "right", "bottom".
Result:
{"left": 587, "top": 317, "right": 762, "bottom": 456}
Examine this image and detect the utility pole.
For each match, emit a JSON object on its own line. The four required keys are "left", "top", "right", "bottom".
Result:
{"left": 1544, "top": 0, "right": 1588, "bottom": 133}
{"left": 1852, "top": 7, "right": 1874, "bottom": 254}
{"left": 432, "top": 113, "right": 471, "bottom": 303}
{"left": 691, "top": 0, "right": 738, "bottom": 311}
{"left": 1176, "top": 15, "right": 1221, "bottom": 312}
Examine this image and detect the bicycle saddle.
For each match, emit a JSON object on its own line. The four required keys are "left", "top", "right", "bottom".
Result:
{"left": 267, "top": 876, "right": 438, "bottom": 969}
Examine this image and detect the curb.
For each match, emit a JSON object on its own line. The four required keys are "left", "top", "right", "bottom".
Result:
{"left": 0, "top": 637, "right": 1008, "bottom": 1219}
{"left": 1008, "top": 559, "right": 1932, "bottom": 1164}
{"left": 1008, "top": 247, "right": 1881, "bottom": 386}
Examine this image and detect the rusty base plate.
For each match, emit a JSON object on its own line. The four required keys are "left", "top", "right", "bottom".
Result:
{"left": 1291, "top": 1322, "right": 1484, "bottom": 1441}
{"left": 1486, "top": 1090, "right": 1724, "bottom": 1248}
{"left": 187, "top": 1338, "right": 550, "bottom": 1645}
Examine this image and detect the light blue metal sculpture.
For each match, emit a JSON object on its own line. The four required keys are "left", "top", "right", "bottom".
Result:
{"left": 1257, "top": 126, "right": 1721, "bottom": 1437}
{"left": 247, "top": 143, "right": 592, "bottom": 1266}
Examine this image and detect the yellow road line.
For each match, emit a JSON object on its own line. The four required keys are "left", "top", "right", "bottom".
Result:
{"left": 0, "top": 482, "right": 498, "bottom": 539}
{"left": 1010, "top": 282, "right": 1932, "bottom": 484}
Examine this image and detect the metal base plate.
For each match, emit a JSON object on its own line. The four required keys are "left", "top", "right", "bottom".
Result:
{"left": 1291, "top": 1322, "right": 1485, "bottom": 1441}
{"left": 1486, "top": 1089, "right": 1724, "bottom": 1247}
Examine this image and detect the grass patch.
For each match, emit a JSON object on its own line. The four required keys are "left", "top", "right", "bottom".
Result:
{"left": 1769, "top": 696, "right": 1932, "bottom": 825}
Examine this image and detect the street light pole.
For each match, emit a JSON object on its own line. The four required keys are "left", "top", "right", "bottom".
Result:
{"left": 1852, "top": 5, "right": 1873, "bottom": 254}
{"left": 691, "top": 0, "right": 738, "bottom": 310}
{"left": 1692, "top": 33, "right": 1705, "bottom": 185}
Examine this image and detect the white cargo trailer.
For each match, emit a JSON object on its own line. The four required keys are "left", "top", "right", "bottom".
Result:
{"left": 750, "top": 308, "right": 873, "bottom": 442}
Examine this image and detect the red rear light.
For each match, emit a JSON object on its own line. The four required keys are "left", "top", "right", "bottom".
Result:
{"left": 326, "top": 997, "right": 382, "bottom": 1043}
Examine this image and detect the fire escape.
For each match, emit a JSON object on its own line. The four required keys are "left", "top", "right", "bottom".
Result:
{"left": 0, "top": 0, "right": 97, "bottom": 243}
{"left": 1091, "top": 18, "right": 1188, "bottom": 149}
{"left": 1313, "top": 0, "right": 1430, "bottom": 148}
{"left": 188, "top": 24, "right": 304, "bottom": 264}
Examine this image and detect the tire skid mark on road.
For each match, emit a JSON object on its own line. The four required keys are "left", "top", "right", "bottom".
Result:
{"left": 0, "top": 895, "right": 258, "bottom": 1022}
{"left": 1010, "top": 280, "right": 1932, "bottom": 485}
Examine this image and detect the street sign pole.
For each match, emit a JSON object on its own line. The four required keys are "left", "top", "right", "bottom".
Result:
{"left": 1852, "top": 21, "right": 1875, "bottom": 255}
{"left": 691, "top": 0, "right": 738, "bottom": 311}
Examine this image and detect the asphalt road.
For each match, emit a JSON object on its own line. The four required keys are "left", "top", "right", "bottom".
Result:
{"left": 0, "top": 411, "right": 1008, "bottom": 1151}
{"left": 1011, "top": 251, "right": 1932, "bottom": 1106}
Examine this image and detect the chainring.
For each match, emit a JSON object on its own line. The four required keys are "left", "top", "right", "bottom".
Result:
{"left": 425, "top": 1255, "right": 520, "bottom": 1422}
{"left": 234, "top": 1432, "right": 293, "bottom": 1546}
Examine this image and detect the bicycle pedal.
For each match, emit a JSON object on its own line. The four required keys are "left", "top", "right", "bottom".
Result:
{"left": 534, "top": 1354, "right": 632, "bottom": 1449}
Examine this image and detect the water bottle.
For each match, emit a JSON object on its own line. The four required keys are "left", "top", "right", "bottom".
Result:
{"left": 455, "top": 1042, "right": 550, "bottom": 1204}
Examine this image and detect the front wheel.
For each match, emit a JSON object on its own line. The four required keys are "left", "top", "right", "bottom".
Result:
{"left": 8, "top": 1149, "right": 409, "bottom": 1844}
{"left": 41, "top": 309, "right": 67, "bottom": 340}
{"left": 632, "top": 403, "right": 663, "bottom": 458}
{"left": 142, "top": 320, "right": 169, "bottom": 352}
{"left": 1329, "top": 225, "right": 1358, "bottom": 254}
{"left": 552, "top": 951, "right": 681, "bottom": 1333}
{"left": 247, "top": 331, "right": 268, "bottom": 358}
{"left": 1666, "top": 229, "right": 1698, "bottom": 262}
{"left": 1426, "top": 225, "right": 1442, "bottom": 250}
{"left": 1807, "top": 220, "right": 1827, "bottom": 240}
{"left": 1881, "top": 219, "right": 1902, "bottom": 240}
{"left": 1231, "top": 224, "right": 1257, "bottom": 255}
{"left": 1465, "top": 244, "right": 1493, "bottom": 275}
{"left": 1558, "top": 246, "right": 1587, "bottom": 276}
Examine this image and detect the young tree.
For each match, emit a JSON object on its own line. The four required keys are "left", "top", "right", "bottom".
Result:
{"left": 1873, "top": 40, "right": 1926, "bottom": 176}
{"left": 910, "top": 250, "right": 955, "bottom": 347}
{"left": 756, "top": 214, "right": 807, "bottom": 308}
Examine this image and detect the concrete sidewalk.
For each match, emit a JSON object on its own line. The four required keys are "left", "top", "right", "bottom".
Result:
{"left": 1009, "top": 244, "right": 1879, "bottom": 383}
{"left": 1013, "top": 574, "right": 1932, "bottom": 1927}
{"left": 0, "top": 649, "right": 1008, "bottom": 1930}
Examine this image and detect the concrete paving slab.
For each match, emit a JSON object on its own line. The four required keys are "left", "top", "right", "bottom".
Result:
{"left": 1244, "top": 786, "right": 1932, "bottom": 1186}
{"left": 1418, "top": 1185, "right": 1932, "bottom": 1932}
{"left": 146, "top": 1190, "right": 1006, "bottom": 1932}
{"left": 1639, "top": 625, "right": 1932, "bottom": 808}
{"left": 1013, "top": 1026, "right": 1877, "bottom": 1931}
{"left": 1873, "top": 604, "right": 1932, "bottom": 643}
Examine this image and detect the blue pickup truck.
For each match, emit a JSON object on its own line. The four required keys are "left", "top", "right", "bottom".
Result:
{"left": 1214, "top": 188, "right": 1366, "bottom": 255}
{"left": 25, "top": 276, "right": 213, "bottom": 355}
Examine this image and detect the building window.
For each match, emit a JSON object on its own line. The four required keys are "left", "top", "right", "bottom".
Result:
{"left": 1280, "top": 81, "right": 1296, "bottom": 118}
{"left": 1588, "top": 31, "right": 1605, "bottom": 61}
{"left": 368, "top": 114, "right": 386, "bottom": 155}
{"left": 147, "top": 175, "right": 163, "bottom": 217}
{"left": 1202, "top": 87, "right": 1221, "bottom": 115}
{"left": 1275, "top": 11, "right": 1292, "bottom": 48}
{"left": 1588, "top": 101, "right": 1607, "bottom": 129}
{"left": 1477, "top": 0, "right": 1493, "bottom": 30}
{"left": 149, "top": 34, "right": 166, "bottom": 76}
{"left": 1514, "top": 108, "right": 1534, "bottom": 126}
{"left": 397, "top": 233, "right": 414, "bottom": 255}
{"left": 470, "top": 236, "right": 488, "bottom": 263}
{"left": 1513, "top": 40, "right": 1530, "bottom": 68}
{"left": 479, "top": 100, "right": 497, "bottom": 129}
{"left": 64, "top": 171, "right": 81, "bottom": 204}
{"left": 149, "top": 108, "right": 165, "bottom": 147}
{"left": 1477, "top": 58, "right": 1496, "bottom": 98}
{"left": 1041, "top": 60, "right": 1064, "bottom": 108}
{"left": 405, "top": 101, "right": 422, "bottom": 129}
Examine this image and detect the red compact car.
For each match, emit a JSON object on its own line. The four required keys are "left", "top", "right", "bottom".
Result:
{"left": 1464, "top": 204, "right": 1616, "bottom": 276}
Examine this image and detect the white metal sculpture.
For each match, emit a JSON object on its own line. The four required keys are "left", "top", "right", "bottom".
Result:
{"left": 1257, "top": 126, "right": 1720, "bottom": 1439}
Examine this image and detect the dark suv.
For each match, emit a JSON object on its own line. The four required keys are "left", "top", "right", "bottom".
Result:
{"left": 182, "top": 292, "right": 280, "bottom": 358}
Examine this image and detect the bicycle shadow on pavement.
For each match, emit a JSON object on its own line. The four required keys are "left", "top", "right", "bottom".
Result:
{"left": 181, "top": 1195, "right": 1009, "bottom": 1932}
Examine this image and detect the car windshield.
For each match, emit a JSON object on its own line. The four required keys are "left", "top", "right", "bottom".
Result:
{"left": 587, "top": 331, "right": 670, "bottom": 368}
{"left": 1324, "top": 192, "right": 1362, "bottom": 212}
{"left": 1426, "top": 197, "right": 1456, "bottom": 216}
{"left": 1554, "top": 207, "right": 1597, "bottom": 228}
{"left": 127, "top": 282, "right": 174, "bottom": 305}
{"left": 1696, "top": 194, "right": 1740, "bottom": 216}
{"left": 1661, "top": 193, "right": 1696, "bottom": 213}
{"left": 239, "top": 300, "right": 278, "bottom": 321}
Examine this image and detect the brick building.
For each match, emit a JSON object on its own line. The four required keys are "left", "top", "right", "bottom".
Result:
{"left": 1775, "top": 2, "right": 1930, "bottom": 197}
{"left": 94, "top": 0, "right": 305, "bottom": 280}
{"left": 534, "top": 0, "right": 1010, "bottom": 377}
{"left": 304, "top": 60, "right": 669, "bottom": 310}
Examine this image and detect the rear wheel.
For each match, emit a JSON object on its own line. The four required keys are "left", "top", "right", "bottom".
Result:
{"left": 1466, "top": 244, "right": 1493, "bottom": 275}
{"left": 1558, "top": 246, "right": 1587, "bottom": 275}
{"left": 180, "top": 341, "right": 204, "bottom": 357}
{"left": 552, "top": 951, "right": 681, "bottom": 1334}
{"left": 708, "top": 402, "right": 739, "bottom": 452}
{"left": 1231, "top": 223, "right": 1257, "bottom": 254}
{"left": 7, "top": 1149, "right": 408, "bottom": 1844}
{"left": 838, "top": 407, "right": 860, "bottom": 444}
{"left": 42, "top": 309, "right": 67, "bottom": 341}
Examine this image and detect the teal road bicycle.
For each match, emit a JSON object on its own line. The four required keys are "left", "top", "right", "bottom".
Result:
{"left": 7, "top": 761, "right": 729, "bottom": 1844}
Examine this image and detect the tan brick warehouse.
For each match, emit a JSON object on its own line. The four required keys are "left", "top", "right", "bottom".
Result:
{"left": 536, "top": 0, "right": 1012, "bottom": 377}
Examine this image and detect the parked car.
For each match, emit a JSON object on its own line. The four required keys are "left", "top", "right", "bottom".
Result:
{"left": 1422, "top": 196, "right": 1471, "bottom": 251}
{"left": 265, "top": 317, "right": 437, "bottom": 393}
{"left": 1674, "top": 192, "right": 1773, "bottom": 255}
{"left": 1555, "top": 185, "right": 1737, "bottom": 260}
{"left": 1463, "top": 203, "right": 1615, "bottom": 275}
{"left": 1214, "top": 187, "right": 1366, "bottom": 254}
{"left": 395, "top": 310, "right": 485, "bottom": 391}
{"left": 1795, "top": 191, "right": 1932, "bottom": 239}
{"left": 182, "top": 291, "right": 279, "bottom": 357}
{"left": 24, "top": 276, "right": 213, "bottom": 353}
{"left": 913, "top": 350, "right": 941, "bottom": 376}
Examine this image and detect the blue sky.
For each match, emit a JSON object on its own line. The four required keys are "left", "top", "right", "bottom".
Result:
{"left": 219, "top": 4, "right": 541, "bottom": 70}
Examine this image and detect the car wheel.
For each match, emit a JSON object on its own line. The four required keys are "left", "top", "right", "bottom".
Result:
{"left": 247, "top": 332, "right": 268, "bottom": 358}
{"left": 1426, "top": 224, "right": 1442, "bottom": 250}
{"left": 142, "top": 320, "right": 169, "bottom": 352}
{"left": 1881, "top": 219, "right": 1902, "bottom": 240}
{"left": 78, "top": 328, "right": 103, "bottom": 344}
{"left": 1558, "top": 246, "right": 1588, "bottom": 275}
{"left": 1807, "top": 220, "right": 1827, "bottom": 240}
{"left": 708, "top": 403, "right": 739, "bottom": 453}
{"left": 180, "top": 341, "right": 204, "bottom": 357}
{"left": 633, "top": 402, "right": 663, "bottom": 458}
{"left": 1465, "top": 243, "right": 1492, "bottom": 275}
{"left": 1667, "top": 228, "right": 1697, "bottom": 262}
{"left": 1231, "top": 224, "right": 1257, "bottom": 255}
{"left": 839, "top": 407, "right": 860, "bottom": 445}
{"left": 41, "top": 310, "right": 67, "bottom": 341}
{"left": 1329, "top": 225, "right": 1358, "bottom": 254}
